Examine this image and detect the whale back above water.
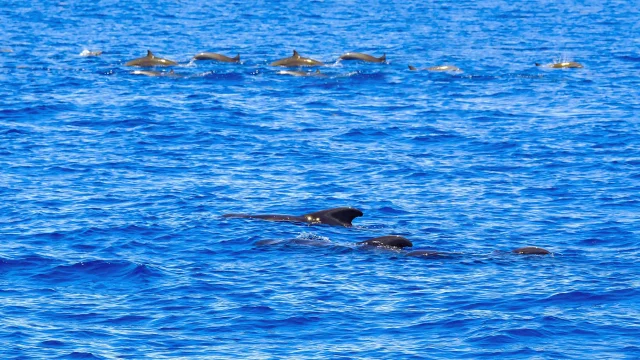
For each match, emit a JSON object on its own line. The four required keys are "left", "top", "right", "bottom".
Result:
{"left": 270, "top": 50, "right": 324, "bottom": 67}
{"left": 357, "top": 235, "right": 413, "bottom": 249}
{"left": 193, "top": 52, "right": 240, "bottom": 62}
{"left": 125, "top": 50, "right": 178, "bottom": 67}
{"left": 512, "top": 246, "right": 551, "bottom": 255}
{"left": 339, "top": 52, "right": 386, "bottom": 63}
{"left": 223, "top": 207, "right": 363, "bottom": 227}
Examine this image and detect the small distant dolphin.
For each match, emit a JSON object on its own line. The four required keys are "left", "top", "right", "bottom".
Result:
{"left": 193, "top": 52, "right": 240, "bottom": 62}
{"left": 278, "top": 69, "right": 325, "bottom": 77}
{"left": 80, "top": 50, "right": 102, "bottom": 57}
{"left": 357, "top": 235, "right": 413, "bottom": 249}
{"left": 512, "top": 246, "right": 551, "bottom": 255}
{"left": 535, "top": 61, "right": 583, "bottom": 69}
{"left": 339, "top": 52, "right": 386, "bottom": 63}
{"left": 125, "top": 50, "right": 178, "bottom": 67}
{"left": 270, "top": 50, "right": 324, "bottom": 67}
{"left": 130, "top": 69, "right": 182, "bottom": 77}
{"left": 223, "top": 207, "right": 363, "bottom": 227}
{"left": 408, "top": 64, "right": 461, "bottom": 72}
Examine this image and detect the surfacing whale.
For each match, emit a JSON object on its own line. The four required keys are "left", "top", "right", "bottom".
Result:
{"left": 125, "top": 50, "right": 178, "bottom": 67}
{"left": 512, "top": 246, "right": 551, "bottom": 255}
{"left": 357, "top": 235, "right": 413, "bottom": 249}
{"left": 270, "top": 50, "right": 324, "bottom": 67}
{"left": 535, "top": 61, "right": 583, "bottom": 69}
{"left": 193, "top": 52, "right": 240, "bottom": 62}
{"left": 339, "top": 52, "right": 386, "bottom": 63}
{"left": 223, "top": 207, "right": 363, "bottom": 227}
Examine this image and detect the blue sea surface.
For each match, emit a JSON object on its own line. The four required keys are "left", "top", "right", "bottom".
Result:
{"left": 1, "top": 0, "right": 640, "bottom": 358}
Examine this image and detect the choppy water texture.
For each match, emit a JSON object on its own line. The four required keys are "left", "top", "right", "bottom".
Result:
{"left": 2, "top": 0, "right": 640, "bottom": 358}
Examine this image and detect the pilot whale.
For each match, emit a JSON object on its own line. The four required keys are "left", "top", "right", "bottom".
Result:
{"left": 125, "top": 50, "right": 178, "bottom": 67}
{"left": 270, "top": 50, "right": 324, "bottom": 67}
{"left": 357, "top": 235, "right": 413, "bottom": 249}
{"left": 408, "top": 65, "right": 461, "bottom": 72}
{"left": 535, "top": 61, "right": 583, "bottom": 69}
{"left": 193, "top": 52, "right": 240, "bottom": 62}
{"left": 339, "top": 52, "right": 386, "bottom": 63}
{"left": 223, "top": 207, "right": 363, "bottom": 227}
{"left": 512, "top": 246, "right": 551, "bottom": 255}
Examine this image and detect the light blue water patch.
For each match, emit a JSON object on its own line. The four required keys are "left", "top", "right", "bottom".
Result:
{"left": 1, "top": 0, "right": 639, "bottom": 358}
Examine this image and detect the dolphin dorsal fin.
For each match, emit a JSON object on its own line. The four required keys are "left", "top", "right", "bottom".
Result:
{"left": 169, "top": 70, "right": 175, "bottom": 74}
{"left": 408, "top": 65, "right": 417, "bottom": 71}
{"left": 315, "top": 69, "right": 320, "bottom": 73}
{"left": 292, "top": 50, "right": 300, "bottom": 58}
{"left": 146, "top": 50, "right": 154, "bottom": 58}
{"left": 233, "top": 54, "right": 240, "bottom": 61}
{"left": 304, "top": 207, "right": 363, "bottom": 227}
{"left": 380, "top": 53, "right": 386, "bottom": 61}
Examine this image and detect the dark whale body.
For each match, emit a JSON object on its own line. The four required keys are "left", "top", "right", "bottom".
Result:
{"left": 125, "top": 50, "right": 177, "bottom": 67}
{"left": 223, "top": 207, "right": 363, "bottom": 227}
{"left": 357, "top": 235, "right": 413, "bottom": 249}
{"left": 512, "top": 246, "right": 551, "bottom": 255}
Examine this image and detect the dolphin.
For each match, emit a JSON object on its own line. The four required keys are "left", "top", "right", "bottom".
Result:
{"left": 125, "top": 50, "right": 178, "bottom": 67}
{"left": 356, "top": 235, "right": 413, "bottom": 249}
{"left": 339, "top": 52, "right": 386, "bottom": 63}
{"left": 270, "top": 50, "right": 324, "bottom": 67}
{"left": 535, "top": 61, "right": 583, "bottom": 69}
{"left": 223, "top": 207, "right": 363, "bottom": 227}
{"left": 512, "top": 246, "right": 551, "bottom": 255}
{"left": 277, "top": 69, "right": 325, "bottom": 77}
{"left": 193, "top": 52, "right": 240, "bottom": 62}
{"left": 408, "top": 64, "right": 461, "bottom": 72}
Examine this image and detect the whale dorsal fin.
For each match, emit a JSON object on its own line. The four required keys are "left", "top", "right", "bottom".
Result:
{"left": 535, "top": 62, "right": 541, "bottom": 67}
{"left": 146, "top": 50, "right": 154, "bottom": 58}
{"left": 408, "top": 65, "right": 417, "bottom": 71}
{"left": 292, "top": 50, "right": 300, "bottom": 58}
{"left": 233, "top": 54, "right": 240, "bottom": 61}
{"left": 380, "top": 53, "right": 386, "bottom": 61}
{"left": 303, "top": 207, "right": 363, "bottom": 227}
{"left": 169, "top": 70, "right": 175, "bottom": 74}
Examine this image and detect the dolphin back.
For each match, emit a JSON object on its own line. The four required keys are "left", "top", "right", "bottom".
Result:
{"left": 303, "top": 207, "right": 363, "bottom": 227}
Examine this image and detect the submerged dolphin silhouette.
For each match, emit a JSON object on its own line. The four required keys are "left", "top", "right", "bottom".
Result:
{"left": 408, "top": 64, "right": 461, "bottom": 72}
{"left": 223, "top": 207, "right": 363, "bottom": 227}
{"left": 277, "top": 69, "right": 325, "bottom": 77}
{"left": 339, "top": 52, "right": 386, "bottom": 63}
{"left": 535, "top": 61, "right": 583, "bottom": 69}
{"left": 270, "top": 50, "right": 324, "bottom": 67}
{"left": 193, "top": 52, "right": 240, "bottom": 62}
{"left": 125, "top": 50, "right": 178, "bottom": 67}
{"left": 357, "top": 235, "right": 413, "bottom": 249}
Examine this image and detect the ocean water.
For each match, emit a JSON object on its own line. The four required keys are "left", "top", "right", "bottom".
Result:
{"left": 1, "top": 0, "right": 640, "bottom": 358}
